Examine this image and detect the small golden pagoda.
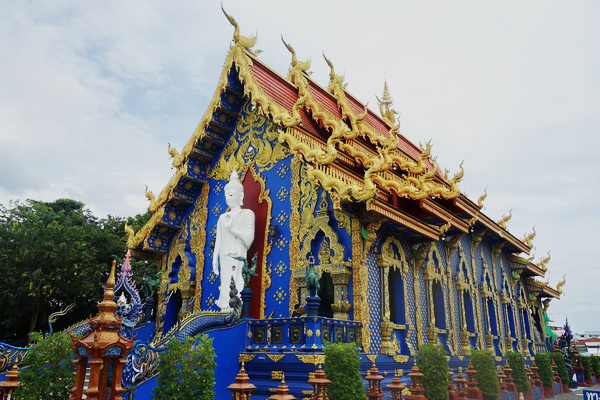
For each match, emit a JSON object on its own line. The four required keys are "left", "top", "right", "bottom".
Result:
{"left": 69, "top": 261, "right": 134, "bottom": 400}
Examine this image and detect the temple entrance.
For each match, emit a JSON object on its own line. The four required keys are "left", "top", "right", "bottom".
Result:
{"left": 242, "top": 168, "right": 268, "bottom": 319}
{"left": 318, "top": 272, "right": 334, "bottom": 318}
{"left": 162, "top": 289, "right": 182, "bottom": 334}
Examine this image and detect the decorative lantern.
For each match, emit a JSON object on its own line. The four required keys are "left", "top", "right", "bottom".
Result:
{"left": 466, "top": 363, "right": 478, "bottom": 390}
{"left": 407, "top": 364, "right": 427, "bottom": 400}
{"left": 69, "top": 261, "right": 134, "bottom": 400}
{"left": 0, "top": 361, "right": 20, "bottom": 399}
{"left": 497, "top": 366, "right": 507, "bottom": 392}
{"left": 448, "top": 366, "right": 455, "bottom": 394}
{"left": 365, "top": 362, "right": 384, "bottom": 399}
{"left": 227, "top": 362, "right": 256, "bottom": 399}
{"left": 268, "top": 376, "right": 296, "bottom": 400}
{"left": 454, "top": 367, "right": 468, "bottom": 400}
{"left": 307, "top": 364, "right": 331, "bottom": 400}
{"left": 387, "top": 372, "right": 406, "bottom": 400}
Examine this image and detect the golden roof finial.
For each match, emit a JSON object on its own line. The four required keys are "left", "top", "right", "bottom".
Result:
{"left": 376, "top": 77, "right": 398, "bottom": 126}
{"left": 221, "top": 4, "right": 259, "bottom": 54}
{"left": 124, "top": 219, "right": 135, "bottom": 249}
{"left": 556, "top": 275, "right": 566, "bottom": 294}
{"left": 323, "top": 53, "right": 347, "bottom": 92}
{"left": 97, "top": 260, "right": 118, "bottom": 315}
{"left": 477, "top": 188, "right": 487, "bottom": 209}
{"left": 538, "top": 251, "right": 551, "bottom": 271}
{"left": 523, "top": 227, "right": 536, "bottom": 248}
{"left": 497, "top": 209, "right": 512, "bottom": 229}
{"left": 282, "top": 36, "right": 311, "bottom": 79}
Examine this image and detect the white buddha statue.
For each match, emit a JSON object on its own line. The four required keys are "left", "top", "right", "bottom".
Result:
{"left": 212, "top": 170, "right": 255, "bottom": 312}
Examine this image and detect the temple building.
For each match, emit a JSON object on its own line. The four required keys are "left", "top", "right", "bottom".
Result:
{"left": 125, "top": 11, "right": 565, "bottom": 399}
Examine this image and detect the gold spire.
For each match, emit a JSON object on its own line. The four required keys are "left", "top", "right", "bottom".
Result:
{"left": 376, "top": 79, "right": 398, "bottom": 126}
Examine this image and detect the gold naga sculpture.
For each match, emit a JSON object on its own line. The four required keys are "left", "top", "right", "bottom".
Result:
{"left": 145, "top": 185, "right": 157, "bottom": 213}
{"left": 537, "top": 252, "right": 551, "bottom": 272}
{"left": 124, "top": 220, "right": 136, "bottom": 249}
{"left": 477, "top": 188, "right": 487, "bottom": 209}
{"left": 221, "top": 4, "right": 259, "bottom": 55}
{"left": 556, "top": 275, "right": 566, "bottom": 294}
{"left": 522, "top": 227, "right": 536, "bottom": 248}
{"left": 167, "top": 143, "right": 185, "bottom": 168}
{"left": 497, "top": 209, "right": 512, "bottom": 229}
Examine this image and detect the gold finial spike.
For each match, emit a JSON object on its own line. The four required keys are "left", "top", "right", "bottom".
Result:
{"left": 381, "top": 80, "right": 393, "bottom": 106}
{"left": 376, "top": 78, "right": 398, "bottom": 126}
{"left": 106, "top": 260, "right": 117, "bottom": 293}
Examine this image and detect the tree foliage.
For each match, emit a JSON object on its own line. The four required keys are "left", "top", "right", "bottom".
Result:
{"left": 0, "top": 199, "right": 149, "bottom": 342}
{"left": 152, "top": 334, "right": 216, "bottom": 400}
{"left": 470, "top": 349, "right": 500, "bottom": 400}
{"left": 324, "top": 342, "right": 366, "bottom": 400}
{"left": 12, "top": 332, "right": 74, "bottom": 400}
{"left": 506, "top": 351, "right": 530, "bottom": 393}
{"left": 417, "top": 344, "right": 449, "bottom": 400}
{"left": 549, "top": 352, "right": 569, "bottom": 383}
{"left": 582, "top": 356, "right": 591, "bottom": 380}
{"left": 591, "top": 356, "right": 600, "bottom": 377}
{"left": 534, "top": 353, "right": 553, "bottom": 388}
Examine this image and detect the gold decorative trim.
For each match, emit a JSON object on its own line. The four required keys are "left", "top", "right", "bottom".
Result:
{"left": 352, "top": 215, "right": 370, "bottom": 352}
{"left": 365, "top": 354, "right": 378, "bottom": 363}
{"left": 266, "top": 354, "right": 286, "bottom": 363}
{"left": 191, "top": 183, "right": 210, "bottom": 311}
{"left": 393, "top": 355, "right": 410, "bottom": 363}
{"left": 288, "top": 155, "right": 302, "bottom": 314}
{"left": 296, "top": 354, "right": 325, "bottom": 365}
{"left": 239, "top": 354, "right": 256, "bottom": 363}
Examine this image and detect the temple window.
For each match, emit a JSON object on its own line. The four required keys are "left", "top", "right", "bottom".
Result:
{"left": 388, "top": 268, "right": 405, "bottom": 325}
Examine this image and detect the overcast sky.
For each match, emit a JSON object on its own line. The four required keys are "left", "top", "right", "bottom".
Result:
{"left": 1, "top": 1, "right": 598, "bottom": 331}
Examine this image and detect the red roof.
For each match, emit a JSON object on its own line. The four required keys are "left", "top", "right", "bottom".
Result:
{"left": 249, "top": 56, "right": 431, "bottom": 166}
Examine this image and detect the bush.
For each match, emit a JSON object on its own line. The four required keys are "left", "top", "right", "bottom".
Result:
{"left": 324, "top": 342, "right": 366, "bottom": 400}
{"left": 591, "top": 356, "right": 600, "bottom": 377}
{"left": 470, "top": 349, "right": 500, "bottom": 400}
{"left": 506, "top": 351, "right": 530, "bottom": 393}
{"left": 534, "top": 353, "right": 553, "bottom": 388}
{"left": 549, "top": 352, "right": 569, "bottom": 383}
{"left": 417, "top": 344, "right": 449, "bottom": 400}
{"left": 153, "top": 334, "right": 216, "bottom": 400}
{"left": 582, "top": 356, "right": 591, "bottom": 380}
{"left": 13, "top": 332, "right": 75, "bottom": 400}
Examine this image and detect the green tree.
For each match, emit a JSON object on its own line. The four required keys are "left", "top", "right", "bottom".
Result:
{"left": 534, "top": 353, "right": 553, "bottom": 388}
{"left": 417, "top": 344, "right": 449, "bottom": 400}
{"left": 12, "top": 332, "right": 74, "bottom": 400}
{"left": 153, "top": 334, "right": 216, "bottom": 400}
{"left": 0, "top": 199, "right": 146, "bottom": 341}
{"left": 470, "top": 349, "right": 500, "bottom": 400}
{"left": 582, "top": 356, "right": 591, "bottom": 380}
{"left": 591, "top": 356, "right": 600, "bottom": 377}
{"left": 506, "top": 351, "right": 530, "bottom": 393}
{"left": 324, "top": 342, "right": 366, "bottom": 400}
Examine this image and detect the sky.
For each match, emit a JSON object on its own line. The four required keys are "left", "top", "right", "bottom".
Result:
{"left": 1, "top": 1, "right": 598, "bottom": 331}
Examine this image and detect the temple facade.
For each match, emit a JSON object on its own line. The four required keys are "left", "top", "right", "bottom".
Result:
{"left": 126, "top": 13, "right": 564, "bottom": 399}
